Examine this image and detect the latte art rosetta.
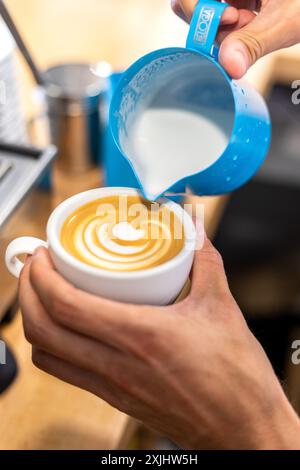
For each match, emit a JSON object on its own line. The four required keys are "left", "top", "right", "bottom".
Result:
{"left": 60, "top": 195, "right": 185, "bottom": 271}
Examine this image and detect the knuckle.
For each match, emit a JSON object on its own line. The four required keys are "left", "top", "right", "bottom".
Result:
{"left": 31, "top": 349, "right": 51, "bottom": 373}
{"left": 23, "top": 324, "right": 35, "bottom": 344}
{"left": 126, "top": 323, "right": 160, "bottom": 359}
{"left": 237, "top": 31, "right": 264, "bottom": 63}
{"left": 112, "top": 307, "right": 160, "bottom": 356}
{"left": 136, "top": 319, "right": 169, "bottom": 360}
{"left": 109, "top": 363, "right": 145, "bottom": 403}
{"left": 31, "top": 349, "right": 43, "bottom": 369}
{"left": 99, "top": 356, "right": 134, "bottom": 397}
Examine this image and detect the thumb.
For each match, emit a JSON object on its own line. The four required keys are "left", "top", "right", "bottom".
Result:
{"left": 219, "top": 18, "right": 266, "bottom": 78}
{"left": 219, "top": 3, "right": 297, "bottom": 79}
{"left": 190, "top": 236, "right": 230, "bottom": 301}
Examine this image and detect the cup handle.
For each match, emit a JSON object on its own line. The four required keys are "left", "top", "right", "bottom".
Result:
{"left": 186, "top": 0, "right": 229, "bottom": 57}
{"left": 5, "top": 237, "right": 48, "bottom": 279}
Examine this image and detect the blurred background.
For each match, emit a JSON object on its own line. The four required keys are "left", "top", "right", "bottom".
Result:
{"left": 0, "top": 0, "right": 300, "bottom": 450}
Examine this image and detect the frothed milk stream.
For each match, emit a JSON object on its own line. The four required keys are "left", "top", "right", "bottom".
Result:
{"left": 128, "top": 108, "right": 230, "bottom": 200}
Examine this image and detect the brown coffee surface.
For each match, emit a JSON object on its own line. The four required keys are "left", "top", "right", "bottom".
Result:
{"left": 60, "top": 195, "right": 185, "bottom": 271}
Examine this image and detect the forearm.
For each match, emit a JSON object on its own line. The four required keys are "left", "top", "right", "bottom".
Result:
{"left": 230, "top": 386, "right": 300, "bottom": 450}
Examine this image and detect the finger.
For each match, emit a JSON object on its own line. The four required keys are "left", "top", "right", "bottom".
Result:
{"left": 217, "top": 9, "right": 256, "bottom": 43}
{"left": 171, "top": 0, "right": 197, "bottom": 21}
{"left": 32, "top": 347, "right": 120, "bottom": 404}
{"left": 20, "top": 259, "right": 132, "bottom": 373}
{"left": 21, "top": 263, "right": 154, "bottom": 401}
{"left": 28, "top": 247, "right": 159, "bottom": 350}
{"left": 20, "top": 257, "right": 137, "bottom": 380}
{"left": 190, "top": 237, "right": 230, "bottom": 301}
{"left": 220, "top": 6, "right": 239, "bottom": 26}
{"left": 32, "top": 348, "right": 146, "bottom": 417}
{"left": 172, "top": 1, "right": 238, "bottom": 25}
{"left": 21, "top": 254, "right": 174, "bottom": 415}
{"left": 171, "top": 0, "right": 188, "bottom": 22}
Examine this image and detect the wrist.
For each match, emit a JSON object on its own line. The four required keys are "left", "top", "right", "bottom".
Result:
{"left": 254, "top": 390, "right": 300, "bottom": 450}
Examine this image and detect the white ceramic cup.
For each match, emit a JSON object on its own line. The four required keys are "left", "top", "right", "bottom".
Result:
{"left": 5, "top": 187, "right": 196, "bottom": 305}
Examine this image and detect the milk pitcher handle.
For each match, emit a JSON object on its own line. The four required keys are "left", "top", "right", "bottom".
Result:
{"left": 186, "top": 0, "right": 229, "bottom": 57}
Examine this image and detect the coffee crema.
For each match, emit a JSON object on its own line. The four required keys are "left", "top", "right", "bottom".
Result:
{"left": 60, "top": 195, "right": 185, "bottom": 272}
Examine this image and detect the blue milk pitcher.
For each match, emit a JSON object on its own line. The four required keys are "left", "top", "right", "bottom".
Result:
{"left": 110, "top": 0, "right": 271, "bottom": 201}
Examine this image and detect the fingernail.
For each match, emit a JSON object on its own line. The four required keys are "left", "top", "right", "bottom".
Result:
{"left": 220, "top": 40, "right": 250, "bottom": 79}
{"left": 231, "top": 46, "right": 249, "bottom": 76}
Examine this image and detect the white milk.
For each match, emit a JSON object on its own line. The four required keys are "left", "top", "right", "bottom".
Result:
{"left": 127, "top": 108, "right": 231, "bottom": 200}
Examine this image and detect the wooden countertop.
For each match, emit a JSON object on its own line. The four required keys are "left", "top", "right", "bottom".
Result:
{"left": 1, "top": 0, "right": 300, "bottom": 450}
